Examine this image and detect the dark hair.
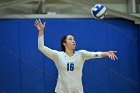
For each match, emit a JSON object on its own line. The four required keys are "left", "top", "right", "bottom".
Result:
{"left": 61, "top": 35, "right": 68, "bottom": 52}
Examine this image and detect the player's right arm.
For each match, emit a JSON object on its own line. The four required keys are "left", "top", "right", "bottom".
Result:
{"left": 35, "top": 19, "right": 58, "bottom": 61}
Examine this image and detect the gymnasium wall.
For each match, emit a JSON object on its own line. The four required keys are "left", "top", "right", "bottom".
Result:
{"left": 0, "top": 18, "right": 139, "bottom": 93}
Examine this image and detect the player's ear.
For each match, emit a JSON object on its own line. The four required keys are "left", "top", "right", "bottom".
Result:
{"left": 63, "top": 42, "right": 66, "bottom": 47}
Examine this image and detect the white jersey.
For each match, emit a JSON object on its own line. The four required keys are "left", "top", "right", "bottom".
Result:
{"left": 38, "top": 35, "right": 102, "bottom": 93}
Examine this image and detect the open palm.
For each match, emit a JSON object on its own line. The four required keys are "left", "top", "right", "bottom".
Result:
{"left": 34, "top": 19, "right": 46, "bottom": 31}
{"left": 107, "top": 51, "right": 118, "bottom": 60}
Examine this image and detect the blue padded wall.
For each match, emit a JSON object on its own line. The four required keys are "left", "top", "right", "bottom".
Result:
{"left": 0, "top": 18, "right": 139, "bottom": 93}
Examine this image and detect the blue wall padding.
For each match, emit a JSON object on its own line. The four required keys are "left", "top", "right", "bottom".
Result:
{"left": 0, "top": 18, "right": 139, "bottom": 93}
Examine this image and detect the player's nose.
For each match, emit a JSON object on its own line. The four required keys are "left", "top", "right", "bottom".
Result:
{"left": 72, "top": 40, "right": 75, "bottom": 44}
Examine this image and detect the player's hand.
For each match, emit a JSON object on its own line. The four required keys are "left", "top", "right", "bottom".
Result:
{"left": 34, "top": 19, "right": 46, "bottom": 32}
{"left": 107, "top": 51, "right": 118, "bottom": 61}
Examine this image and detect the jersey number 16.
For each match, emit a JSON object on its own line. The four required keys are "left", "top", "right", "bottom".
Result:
{"left": 67, "top": 63, "right": 74, "bottom": 71}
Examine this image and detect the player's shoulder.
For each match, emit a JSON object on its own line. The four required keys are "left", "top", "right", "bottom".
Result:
{"left": 77, "top": 50, "right": 87, "bottom": 53}
{"left": 75, "top": 50, "right": 87, "bottom": 54}
{"left": 56, "top": 50, "right": 87, "bottom": 55}
{"left": 56, "top": 51, "right": 64, "bottom": 54}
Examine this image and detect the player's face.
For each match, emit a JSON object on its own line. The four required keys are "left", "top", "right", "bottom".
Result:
{"left": 64, "top": 35, "right": 76, "bottom": 50}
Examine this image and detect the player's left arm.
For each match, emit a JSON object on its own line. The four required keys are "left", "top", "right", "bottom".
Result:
{"left": 80, "top": 50, "right": 118, "bottom": 61}
{"left": 101, "top": 51, "right": 118, "bottom": 60}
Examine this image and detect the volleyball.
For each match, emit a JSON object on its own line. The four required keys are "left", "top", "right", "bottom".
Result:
{"left": 91, "top": 4, "right": 107, "bottom": 19}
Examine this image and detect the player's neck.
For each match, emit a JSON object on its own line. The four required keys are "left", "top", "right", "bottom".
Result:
{"left": 65, "top": 49, "right": 74, "bottom": 57}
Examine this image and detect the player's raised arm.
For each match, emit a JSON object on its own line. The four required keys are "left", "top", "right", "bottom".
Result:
{"left": 80, "top": 50, "right": 118, "bottom": 61}
{"left": 35, "top": 19, "right": 58, "bottom": 61}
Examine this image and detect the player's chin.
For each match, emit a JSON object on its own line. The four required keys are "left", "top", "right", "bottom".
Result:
{"left": 72, "top": 46, "right": 76, "bottom": 50}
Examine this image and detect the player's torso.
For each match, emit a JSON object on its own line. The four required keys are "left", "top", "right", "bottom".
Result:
{"left": 55, "top": 51, "right": 84, "bottom": 72}
{"left": 54, "top": 51, "right": 85, "bottom": 92}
